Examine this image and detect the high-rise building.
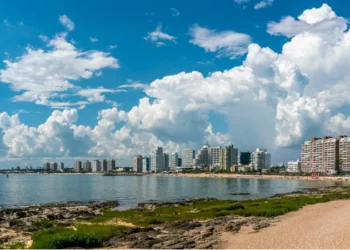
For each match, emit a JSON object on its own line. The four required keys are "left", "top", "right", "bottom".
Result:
{"left": 133, "top": 155, "right": 143, "bottom": 172}
{"left": 209, "top": 146, "right": 221, "bottom": 169}
{"left": 163, "top": 153, "right": 169, "bottom": 171}
{"left": 74, "top": 161, "right": 82, "bottom": 172}
{"left": 177, "top": 158, "right": 182, "bottom": 167}
{"left": 170, "top": 153, "right": 179, "bottom": 170}
{"left": 251, "top": 148, "right": 271, "bottom": 171}
{"left": 287, "top": 160, "right": 301, "bottom": 173}
{"left": 50, "top": 162, "right": 58, "bottom": 171}
{"left": 102, "top": 160, "right": 108, "bottom": 172}
{"left": 195, "top": 142, "right": 210, "bottom": 167}
{"left": 339, "top": 136, "right": 350, "bottom": 172}
{"left": 83, "top": 160, "right": 91, "bottom": 172}
{"left": 107, "top": 160, "right": 116, "bottom": 172}
{"left": 240, "top": 152, "right": 251, "bottom": 165}
{"left": 182, "top": 148, "right": 195, "bottom": 168}
{"left": 43, "top": 162, "right": 50, "bottom": 171}
{"left": 301, "top": 137, "right": 338, "bottom": 173}
{"left": 151, "top": 147, "right": 164, "bottom": 172}
{"left": 57, "top": 162, "right": 64, "bottom": 172}
{"left": 220, "top": 145, "right": 238, "bottom": 171}
{"left": 142, "top": 156, "right": 150, "bottom": 172}
{"left": 91, "top": 160, "right": 101, "bottom": 172}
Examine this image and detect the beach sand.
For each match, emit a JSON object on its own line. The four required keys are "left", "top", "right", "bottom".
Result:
{"left": 219, "top": 200, "right": 350, "bottom": 249}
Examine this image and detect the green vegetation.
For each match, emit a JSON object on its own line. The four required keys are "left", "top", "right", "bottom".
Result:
{"left": 91, "top": 189, "right": 350, "bottom": 226}
{"left": 0, "top": 243, "right": 26, "bottom": 249}
{"left": 30, "top": 224, "right": 127, "bottom": 249}
{"left": 29, "top": 187, "right": 350, "bottom": 249}
{"left": 32, "top": 219, "right": 56, "bottom": 229}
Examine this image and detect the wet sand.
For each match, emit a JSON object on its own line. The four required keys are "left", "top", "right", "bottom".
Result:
{"left": 220, "top": 200, "right": 350, "bottom": 249}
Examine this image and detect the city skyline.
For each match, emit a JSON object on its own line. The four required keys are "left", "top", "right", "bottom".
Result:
{"left": 1, "top": 0, "right": 350, "bottom": 169}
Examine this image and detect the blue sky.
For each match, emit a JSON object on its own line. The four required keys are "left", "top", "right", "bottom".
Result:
{"left": 0, "top": 0, "right": 350, "bottom": 168}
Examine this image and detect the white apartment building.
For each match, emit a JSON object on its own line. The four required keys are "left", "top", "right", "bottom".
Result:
{"left": 151, "top": 147, "right": 164, "bottom": 172}
{"left": 219, "top": 145, "right": 238, "bottom": 171}
{"left": 91, "top": 160, "right": 101, "bottom": 172}
{"left": 57, "top": 162, "right": 64, "bottom": 172}
{"left": 209, "top": 146, "right": 221, "bottom": 170}
{"left": 251, "top": 148, "right": 271, "bottom": 171}
{"left": 170, "top": 153, "right": 179, "bottom": 170}
{"left": 182, "top": 148, "right": 195, "bottom": 168}
{"left": 195, "top": 142, "right": 210, "bottom": 167}
{"left": 142, "top": 157, "right": 150, "bottom": 172}
{"left": 339, "top": 136, "right": 350, "bottom": 172}
{"left": 301, "top": 141, "right": 311, "bottom": 172}
{"left": 133, "top": 155, "right": 143, "bottom": 172}
{"left": 287, "top": 160, "right": 301, "bottom": 173}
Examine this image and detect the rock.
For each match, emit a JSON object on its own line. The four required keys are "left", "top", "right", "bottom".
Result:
{"left": 229, "top": 192, "right": 250, "bottom": 196}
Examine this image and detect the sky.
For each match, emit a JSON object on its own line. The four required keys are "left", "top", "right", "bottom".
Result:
{"left": 0, "top": 0, "right": 350, "bottom": 168}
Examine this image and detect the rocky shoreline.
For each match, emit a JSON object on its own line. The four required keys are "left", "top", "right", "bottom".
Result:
{"left": 0, "top": 201, "right": 119, "bottom": 247}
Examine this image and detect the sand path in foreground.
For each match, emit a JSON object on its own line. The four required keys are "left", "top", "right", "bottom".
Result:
{"left": 220, "top": 200, "right": 350, "bottom": 249}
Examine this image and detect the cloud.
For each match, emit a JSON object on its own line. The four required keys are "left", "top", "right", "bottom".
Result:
{"left": 108, "top": 45, "right": 117, "bottom": 49}
{"left": 76, "top": 87, "right": 125, "bottom": 103}
{"left": 144, "top": 25, "right": 176, "bottom": 46}
{"left": 0, "top": 32, "right": 119, "bottom": 108}
{"left": 189, "top": 24, "right": 252, "bottom": 59}
{"left": 3, "top": 20, "right": 10, "bottom": 26}
{"left": 170, "top": 8, "right": 180, "bottom": 17}
{"left": 254, "top": 0, "right": 274, "bottom": 10}
{"left": 267, "top": 4, "right": 347, "bottom": 38}
{"left": 59, "top": 15, "right": 75, "bottom": 31}
{"left": 89, "top": 37, "right": 98, "bottom": 43}
{"left": 234, "top": 0, "right": 250, "bottom": 4}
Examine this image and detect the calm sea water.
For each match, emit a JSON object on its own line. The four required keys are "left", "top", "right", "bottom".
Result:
{"left": 0, "top": 174, "right": 345, "bottom": 209}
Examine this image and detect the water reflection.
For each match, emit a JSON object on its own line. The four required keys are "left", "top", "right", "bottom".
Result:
{"left": 0, "top": 174, "right": 345, "bottom": 208}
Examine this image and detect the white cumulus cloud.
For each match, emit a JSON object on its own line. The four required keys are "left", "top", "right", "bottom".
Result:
{"left": 59, "top": 15, "right": 75, "bottom": 31}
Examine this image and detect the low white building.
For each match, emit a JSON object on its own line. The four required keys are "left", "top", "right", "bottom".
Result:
{"left": 287, "top": 160, "right": 301, "bottom": 173}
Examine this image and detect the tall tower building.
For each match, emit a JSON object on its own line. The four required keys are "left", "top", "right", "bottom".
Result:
{"left": 74, "top": 161, "right": 82, "bottom": 172}
{"left": 251, "top": 148, "right": 271, "bottom": 171}
{"left": 220, "top": 145, "right": 238, "bottom": 171}
{"left": 133, "top": 155, "right": 143, "bottom": 172}
{"left": 107, "top": 160, "right": 116, "bottom": 172}
{"left": 163, "top": 153, "right": 169, "bottom": 171}
{"left": 91, "top": 160, "right": 101, "bottom": 172}
{"left": 142, "top": 156, "right": 150, "bottom": 172}
{"left": 195, "top": 142, "right": 210, "bottom": 167}
{"left": 151, "top": 147, "right": 164, "bottom": 172}
{"left": 182, "top": 148, "right": 195, "bottom": 168}
{"left": 170, "top": 153, "right": 179, "bottom": 170}
{"left": 339, "top": 136, "right": 350, "bottom": 172}
{"left": 83, "top": 160, "right": 91, "bottom": 172}
{"left": 102, "top": 160, "right": 108, "bottom": 172}
{"left": 240, "top": 152, "right": 251, "bottom": 165}
{"left": 209, "top": 146, "right": 221, "bottom": 169}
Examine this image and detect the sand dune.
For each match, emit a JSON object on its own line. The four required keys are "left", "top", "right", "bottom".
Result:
{"left": 220, "top": 200, "right": 350, "bottom": 249}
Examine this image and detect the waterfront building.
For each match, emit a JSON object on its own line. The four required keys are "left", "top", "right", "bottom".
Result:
{"left": 142, "top": 156, "right": 150, "bottom": 172}
{"left": 240, "top": 152, "right": 251, "bottom": 165}
{"left": 74, "top": 161, "right": 82, "bottom": 172}
{"left": 301, "top": 137, "right": 339, "bottom": 173}
{"left": 50, "top": 162, "right": 58, "bottom": 172}
{"left": 107, "top": 160, "right": 116, "bottom": 172}
{"left": 170, "top": 153, "right": 179, "bottom": 170}
{"left": 339, "top": 136, "right": 350, "bottom": 172}
{"left": 182, "top": 148, "right": 195, "bottom": 168}
{"left": 163, "top": 153, "right": 169, "bottom": 171}
{"left": 102, "top": 160, "right": 108, "bottom": 172}
{"left": 83, "top": 160, "right": 91, "bottom": 172}
{"left": 177, "top": 158, "right": 182, "bottom": 167}
{"left": 251, "top": 148, "right": 271, "bottom": 171}
{"left": 219, "top": 145, "right": 238, "bottom": 171}
{"left": 195, "top": 142, "right": 210, "bottom": 167}
{"left": 133, "top": 155, "right": 143, "bottom": 172}
{"left": 287, "top": 160, "right": 301, "bottom": 173}
{"left": 151, "top": 147, "right": 164, "bottom": 172}
{"left": 57, "top": 162, "right": 64, "bottom": 172}
{"left": 43, "top": 162, "right": 50, "bottom": 171}
{"left": 209, "top": 146, "right": 221, "bottom": 170}
{"left": 91, "top": 160, "right": 101, "bottom": 172}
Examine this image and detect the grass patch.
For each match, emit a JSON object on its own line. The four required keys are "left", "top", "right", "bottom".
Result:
{"left": 0, "top": 243, "right": 25, "bottom": 249}
{"left": 90, "top": 189, "right": 350, "bottom": 226}
{"left": 30, "top": 224, "right": 127, "bottom": 249}
{"left": 32, "top": 219, "right": 56, "bottom": 229}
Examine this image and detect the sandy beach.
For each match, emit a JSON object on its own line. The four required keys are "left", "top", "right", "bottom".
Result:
{"left": 220, "top": 199, "right": 350, "bottom": 249}
{"left": 177, "top": 173, "right": 350, "bottom": 182}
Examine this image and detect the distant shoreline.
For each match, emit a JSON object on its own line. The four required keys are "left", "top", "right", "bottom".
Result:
{"left": 2, "top": 172, "right": 350, "bottom": 182}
